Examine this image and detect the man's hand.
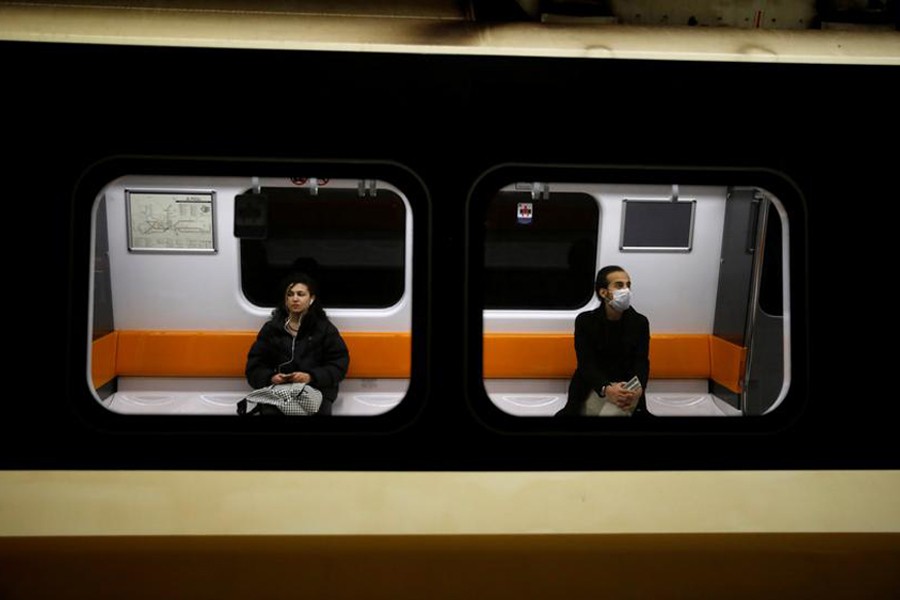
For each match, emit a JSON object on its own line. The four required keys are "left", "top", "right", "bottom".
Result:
{"left": 607, "top": 382, "right": 640, "bottom": 411}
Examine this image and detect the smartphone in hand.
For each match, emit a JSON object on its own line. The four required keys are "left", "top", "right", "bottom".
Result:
{"left": 623, "top": 376, "right": 642, "bottom": 391}
{"left": 278, "top": 363, "right": 294, "bottom": 375}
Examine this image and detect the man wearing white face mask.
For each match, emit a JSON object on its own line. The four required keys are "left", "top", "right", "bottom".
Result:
{"left": 557, "top": 265, "right": 651, "bottom": 417}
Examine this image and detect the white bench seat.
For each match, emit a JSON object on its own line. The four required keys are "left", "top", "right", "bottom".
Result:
{"left": 103, "top": 377, "right": 407, "bottom": 416}
{"left": 102, "top": 378, "right": 741, "bottom": 417}
{"left": 485, "top": 379, "right": 742, "bottom": 417}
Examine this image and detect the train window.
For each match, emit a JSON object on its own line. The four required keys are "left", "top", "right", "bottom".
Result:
{"left": 484, "top": 189, "right": 599, "bottom": 310}
{"left": 88, "top": 174, "right": 415, "bottom": 420}
{"left": 620, "top": 199, "right": 696, "bottom": 251}
{"left": 477, "top": 179, "right": 793, "bottom": 421}
{"left": 239, "top": 184, "right": 406, "bottom": 309}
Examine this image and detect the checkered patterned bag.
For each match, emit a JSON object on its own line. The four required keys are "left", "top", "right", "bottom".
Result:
{"left": 237, "top": 382, "right": 323, "bottom": 416}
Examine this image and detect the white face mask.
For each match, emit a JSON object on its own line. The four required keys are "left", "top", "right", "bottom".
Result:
{"left": 607, "top": 288, "right": 632, "bottom": 312}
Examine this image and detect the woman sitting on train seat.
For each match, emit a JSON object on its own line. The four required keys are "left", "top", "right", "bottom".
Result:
{"left": 556, "top": 265, "right": 650, "bottom": 417}
{"left": 245, "top": 272, "right": 350, "bottom": 415}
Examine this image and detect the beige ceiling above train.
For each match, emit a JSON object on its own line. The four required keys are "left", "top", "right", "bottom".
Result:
{"left": 3, "top": 0, "right": 896, "bottom": 29}
{"left": 1, "top": 0, "right": 897, "bottom": 63}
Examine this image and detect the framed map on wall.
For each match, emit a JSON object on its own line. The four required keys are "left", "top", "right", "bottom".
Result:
{"left": 125, "top": 190, "right": 217, "bottom": 253}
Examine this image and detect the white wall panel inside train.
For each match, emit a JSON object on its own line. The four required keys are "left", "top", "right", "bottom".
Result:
{"left": 483, "top": 184, "right": 727, "bottom": 334}
{"left": 94, "top": 175, "right": 414, "bottom": 333}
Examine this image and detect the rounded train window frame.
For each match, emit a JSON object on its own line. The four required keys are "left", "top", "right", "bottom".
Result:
{"left": 466, "top": 163, "right": 806, "bottom": 433}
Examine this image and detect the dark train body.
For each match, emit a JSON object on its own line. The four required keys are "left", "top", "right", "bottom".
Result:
{"left": 2, "top": 38, "right": 898, "bottom": 471}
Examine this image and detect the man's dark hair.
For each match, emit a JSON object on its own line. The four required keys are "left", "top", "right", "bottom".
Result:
{"left": 595, "top": 265, "right": 626, "bottom": 301}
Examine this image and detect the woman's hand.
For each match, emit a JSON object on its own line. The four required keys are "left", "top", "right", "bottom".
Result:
{"left": 271, "top": 373, "right": 291, "bottom": 385}
{"left": 284, "top": 371, "right": 312, "bottom": 384}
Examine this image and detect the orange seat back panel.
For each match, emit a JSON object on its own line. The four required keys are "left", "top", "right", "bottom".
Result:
{"left": 92, "top": 330, "right": 742, "bottom": 386}
{"left": 91, "top": 331, "right": 118, "bottom": 389}
{"left": 110, "top": 330, "right": 412, "bottom": 379}
{"left": 483, "top": 333, "right": 713, "bottom": 380}
{"left": 709, "top": 335, "right": 747, "bottom": 393}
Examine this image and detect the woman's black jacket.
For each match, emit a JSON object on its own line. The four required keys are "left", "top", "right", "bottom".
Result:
{"left": 245, "top": 315, "right": 350, "bottom": 404}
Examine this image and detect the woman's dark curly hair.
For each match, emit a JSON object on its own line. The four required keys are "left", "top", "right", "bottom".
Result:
{"left": 270, "top": 272, "right": 330, "bottom": 329}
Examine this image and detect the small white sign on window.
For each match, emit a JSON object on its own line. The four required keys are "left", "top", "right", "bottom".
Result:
{"left": 517, "top": 202, "right": 533, "bottom": 224}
